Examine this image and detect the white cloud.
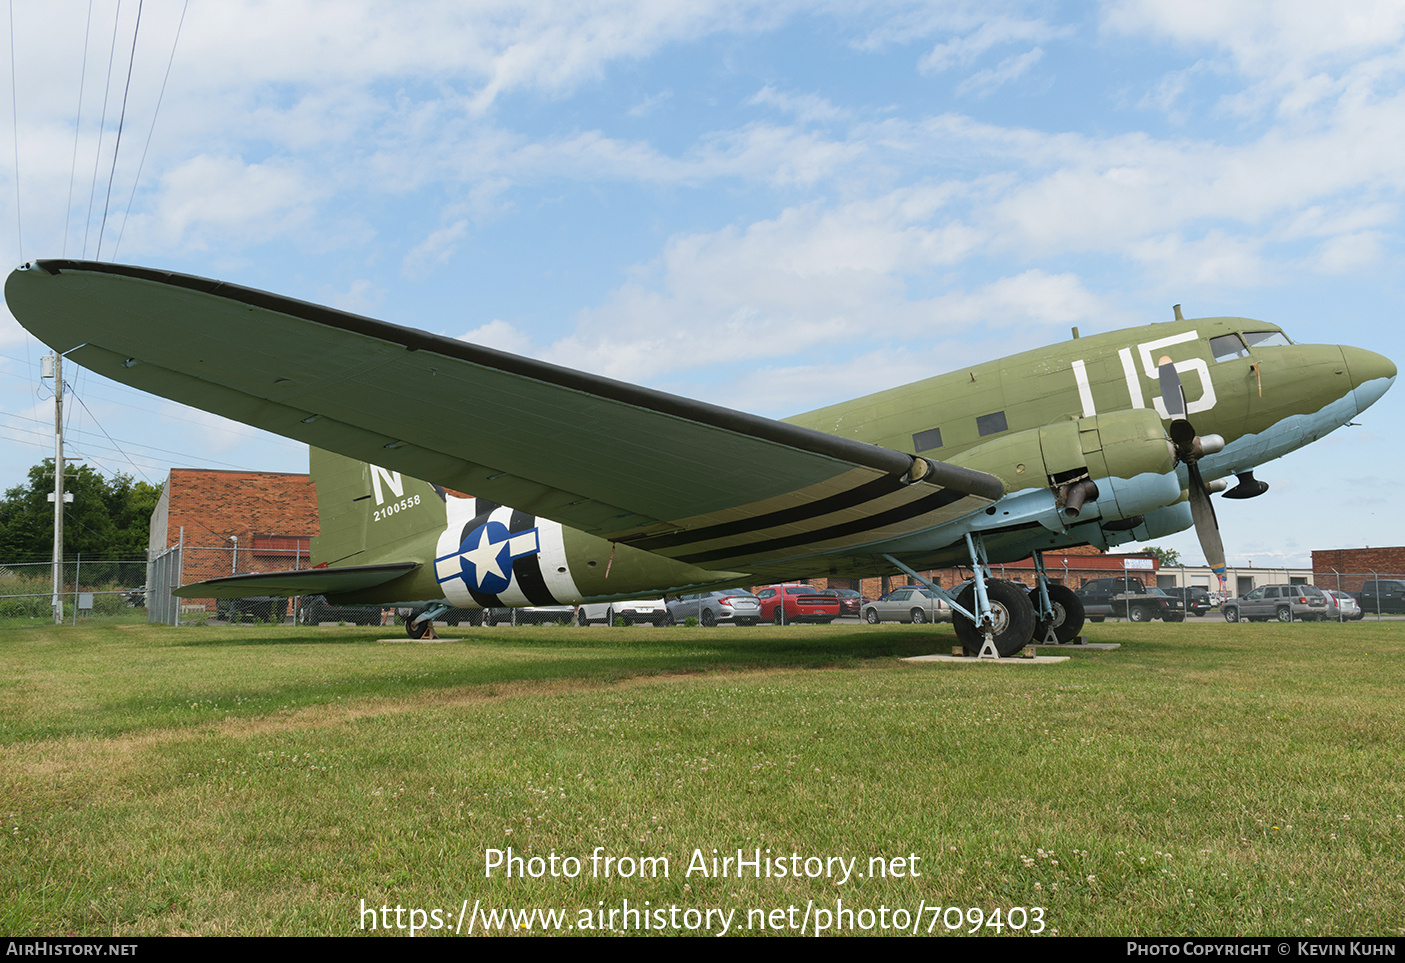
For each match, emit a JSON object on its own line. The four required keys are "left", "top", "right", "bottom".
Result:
{"left": 457, "top": 319, "right": 535, "bottom": 356}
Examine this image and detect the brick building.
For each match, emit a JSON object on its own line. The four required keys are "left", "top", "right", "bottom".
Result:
{"left": 148, "top": 469, "right": 319, "bottom": 595}
{"left": 1312, "top": 547, "right": 1405, "bottom": 593}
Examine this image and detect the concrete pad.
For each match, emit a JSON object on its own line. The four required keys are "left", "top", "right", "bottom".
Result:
{"left": 904, "top": 653, "right": 1070, "bottom": 664}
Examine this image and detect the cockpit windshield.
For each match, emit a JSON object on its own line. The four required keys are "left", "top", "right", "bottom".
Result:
{"left": 1211, "top": 329, "right": 1293, "bottom": 362}
{"left": 1243, "top": 330, "right": 1292, "bottom": 348}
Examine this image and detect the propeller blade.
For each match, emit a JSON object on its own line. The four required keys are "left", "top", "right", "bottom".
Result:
{"left": 1186, "top": 461, "right": 1225, "bottom": 573}
{"left": 1158, "top": 356, "right": 1187, "bottom": 420}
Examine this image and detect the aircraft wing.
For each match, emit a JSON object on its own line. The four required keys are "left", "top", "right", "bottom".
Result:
{"left": 172, "top": 562, "right": 420, "bottom": 599}
{"left": 6, "top": 260, "right": 1003, "bottom": 570}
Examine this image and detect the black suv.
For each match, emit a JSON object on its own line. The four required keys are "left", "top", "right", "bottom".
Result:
{"left": 1161, "top": 586, "right": 1212, "bottom": 617}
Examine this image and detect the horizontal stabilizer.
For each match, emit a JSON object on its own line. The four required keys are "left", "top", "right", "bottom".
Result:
{"left": 174, "top": 562, "right": 419, "bottom": 598}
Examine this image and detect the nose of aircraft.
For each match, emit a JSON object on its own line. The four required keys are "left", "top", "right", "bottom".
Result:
{"left": 1340, "top": 345, "right": 1396, "bottom": 415}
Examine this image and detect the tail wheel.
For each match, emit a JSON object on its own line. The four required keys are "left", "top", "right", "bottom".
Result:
{"left": 1029, "top": 585, "right": 1085, "bottom": 644}
{"left": 954, "top": 580, "right": 1036, "bottom": 657}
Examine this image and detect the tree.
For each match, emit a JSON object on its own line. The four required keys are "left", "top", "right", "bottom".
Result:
{"left": 0, "top": 460, "right": 161, "bottom": 562}
{"left": 1139, "top": 545, "right": 1181, "bottom": 567}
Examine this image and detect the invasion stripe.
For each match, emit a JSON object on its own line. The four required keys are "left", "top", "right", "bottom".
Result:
{"left": 627, "top": 473, "right": 911, "bottom": 552}
{"left": 674, "top": 488, "right": 971, "bottom": 565}
{"left": 509, "top": 509, "right": 560, "bottom": 606}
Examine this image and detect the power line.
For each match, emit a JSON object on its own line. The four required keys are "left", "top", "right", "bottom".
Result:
{"left": 63, "top": 0, "right": 95, "bottom": 258}
{"left": 95, "top": 0, "right": 143, "bottom": 260}
{"left": 114, "top": 0, "right": 186, "bottom": 258}
{"left": 8, "top": 0, "right": 22, "bottom": 259}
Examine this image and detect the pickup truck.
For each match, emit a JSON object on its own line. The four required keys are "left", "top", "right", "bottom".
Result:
{"left": 1075, "top": 577, "right": 1185, "bottom": 623}
{"left": 1353, "top": 579, "right": 1405, "bottom": 614}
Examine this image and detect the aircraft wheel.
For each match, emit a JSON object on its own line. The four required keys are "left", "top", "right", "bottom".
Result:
{"left": 1128, "top": 604, "right": 1152, "bottom": 623}
{"left": 701, "top": 609, "right": 717, "bottom": 627}
{"left": 910, "top": 608, "right": 927, "bottom": 624}
{"left": 406, "top": 613, "right": 431, "bottom": 639}
{"left": 1277, "top": 605, "right": 1293, "bottom": 623}
{"left": 864, "top": 609, "right": 880, "bottom": 624}
{"left": 954, "top": 580, "right": 1036, "bottom": 658}
{"left": 1029, "top": 585, "right": 1084, "bottom": 644}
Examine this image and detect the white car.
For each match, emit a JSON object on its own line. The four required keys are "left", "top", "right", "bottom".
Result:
{"left": 575, "top": 599, "right": 668, "bottom": 626}
{"left": 1324, "top": 590, "right": 1363, "bottom": 621}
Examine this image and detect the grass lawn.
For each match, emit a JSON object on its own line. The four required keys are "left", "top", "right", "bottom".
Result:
{"left": 1, "top": 617, "right": 1401, "bottom": 936}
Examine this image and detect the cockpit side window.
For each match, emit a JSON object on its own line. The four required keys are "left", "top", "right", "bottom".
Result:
{"left": 1243, "top": 330, "right": 1292, "bottom": 348}
{"left": 1210, "top": 333, "right": 1249, "bottom": 361}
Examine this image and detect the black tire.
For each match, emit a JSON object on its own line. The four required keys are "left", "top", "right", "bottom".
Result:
{"left": 1164, "top": 613, "right": 1185, "bottom": 622}
{"left": 653, "top": 615, "right": 667, "bottom": 627}
{"left": 701, "top": 609, "right": 717, "bottom": 627}
{"left": 1089, "top": 616, "right": 1105, "bottom": 623}
{"left": 1277, "top": 605, "right": 1292, "bottom": 623}
{"left": 484, "top": 609, "right": 498, "bottom": 626}
{"left": 576, "top": 609, "right": 589, "bottom": 626}
{"left": 864, "top": 609, "right": 880, "bottom": 624}
{"left": 1128, "top": 604, "right": 1151, "bottom": 623}
{"left": 1029, "top": 584, "right": 1085, "bottom": 644}
{"left": 910, "top": 608, "right": 927, "bottom": 624}
{"left": 954, "top": 580, "right": 1036, "bottom": 658}
{"left": 1224, "top": 607, "right": 1239, "bottom": 623}
{"left": 406, "top": 613, "right": 431, "bottom": 639}
{"left": 773, "top": 609, "right": 784, "bottom": 625}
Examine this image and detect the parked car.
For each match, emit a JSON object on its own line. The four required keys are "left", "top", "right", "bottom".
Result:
{"left": 860, "top": 586, "right": 951, "bottom": 624}
{"left": 217, "top": 596, "right": 287, "bottom": 623}
{"left": 754, "top": 584, "right": 841, "bottom": 624}
{"left": 664, "top": 590, "right": 762, "bottom": 627}
{"left": 1161, "top": 586, "right": 1213, "bottom": 617}
{"left": 1324, "top": 590, "right": 1363, "bottom": 621}
{"left": 1222, "top": 584, "right": 1329, "bottom": 622}
{"left": 483, "top": 605, "right": 575, "bottom": 626}
{"left": 820, "top": 588, "right": 866, "bottom": 616}
{"left": 575, "top": 599, "right": 668, "bottom": 626}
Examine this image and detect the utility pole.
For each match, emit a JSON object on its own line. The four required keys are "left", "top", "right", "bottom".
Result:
{"left": 45, "top": 352, "right": 65, "bottom": 624}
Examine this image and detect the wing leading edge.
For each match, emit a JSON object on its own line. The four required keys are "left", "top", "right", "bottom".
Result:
{"left": 5, "top": 260, "right": 1002, "bottom": 570}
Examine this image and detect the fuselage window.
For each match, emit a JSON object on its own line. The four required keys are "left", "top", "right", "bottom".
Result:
{"left": 1210, "top": 334, "right": 1249, "bottom": 361}
{"left": 976, "top": 411, "right": 1008, "bottom": 437}
{"left": 912, "top": 427, "right": 943, "bottom": 451}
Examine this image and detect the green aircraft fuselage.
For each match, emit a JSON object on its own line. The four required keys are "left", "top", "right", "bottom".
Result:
{"left": 309, "top": 313, "right": 1393, "bottom": 607}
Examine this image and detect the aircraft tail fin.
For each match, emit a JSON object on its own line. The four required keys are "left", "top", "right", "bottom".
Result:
{"left": 309, "top": 447, "right": 449, "bottom": 568}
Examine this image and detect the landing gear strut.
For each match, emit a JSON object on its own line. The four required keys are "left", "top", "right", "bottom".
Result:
{"left": 405, "top": 602, "right": 452, "bottom": 639}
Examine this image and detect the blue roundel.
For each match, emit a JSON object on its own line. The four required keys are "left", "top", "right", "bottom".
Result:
{"left": 447, "top": 520, "right": 541, "bottom": 596}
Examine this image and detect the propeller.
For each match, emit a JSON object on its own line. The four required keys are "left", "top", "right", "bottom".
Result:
{"left": 1157, "top": 356, "right": 1227, "bottom": 575}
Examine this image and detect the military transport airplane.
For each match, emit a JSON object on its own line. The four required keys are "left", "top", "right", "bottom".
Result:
{"left": 4, "top": 260, "right": 1395, "bottom": 656}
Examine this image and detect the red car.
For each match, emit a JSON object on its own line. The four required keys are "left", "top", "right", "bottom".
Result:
{"left": 754, "top": 584, "right": 842, "bottom": 624}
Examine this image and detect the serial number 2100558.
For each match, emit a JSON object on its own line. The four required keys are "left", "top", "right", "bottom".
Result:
{"left": 373, "top": 494, "right": 421, "bottom": 522}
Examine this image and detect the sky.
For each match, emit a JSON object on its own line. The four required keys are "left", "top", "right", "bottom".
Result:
{"left": 0, "top": 0, "right": 1401, "bottom": 570}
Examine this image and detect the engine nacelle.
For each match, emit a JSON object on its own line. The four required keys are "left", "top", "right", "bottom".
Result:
{"left": 949, "top": 408, "right": 1178, "bottom": 528}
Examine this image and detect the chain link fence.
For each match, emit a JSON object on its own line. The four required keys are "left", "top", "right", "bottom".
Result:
{"left": 0, "top": 558, "right": 147, "bottom": 626}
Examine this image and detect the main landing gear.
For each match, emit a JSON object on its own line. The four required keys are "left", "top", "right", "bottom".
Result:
{"left": 883, "top": 540, "right": 1085, "bottom": 659}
